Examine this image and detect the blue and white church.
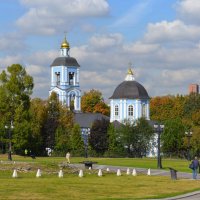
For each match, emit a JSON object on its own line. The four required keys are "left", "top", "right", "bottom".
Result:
{"left": 110, "top": 68, "right": 150, "bottom": 123}
{"left": 49, "top": 36, "right": 81, "bottom": 111}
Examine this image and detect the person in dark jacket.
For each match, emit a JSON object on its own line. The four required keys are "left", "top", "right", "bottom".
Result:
{"left": 191, "top": 156, "right": 199, "bottom": 179}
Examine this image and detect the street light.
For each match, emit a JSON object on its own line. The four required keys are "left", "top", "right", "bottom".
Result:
{"left": 5, "top": 121, "right": 14, "bottom": 161}
{"left": 82, "top": 128, "right": 90, "bottom": 158}
{"left": 154, "top": 123, "right": 164, "bottom": 169}
{"left": 185, "top": 131, "right": 193, "bottom": 161}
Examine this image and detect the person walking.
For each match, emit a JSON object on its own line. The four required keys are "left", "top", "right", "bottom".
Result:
{"left": 66, "top": 152, "right": 70, "bottom": 164}
{"left": 24, "top": 149, "right": 28, "bottom": 157}
{"left": 190, "top": 156, "right": 199, "bottom": 179}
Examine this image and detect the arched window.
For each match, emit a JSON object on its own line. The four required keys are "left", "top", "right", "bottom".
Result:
{"left": 128, "top": 105, "right": 134, "bottom": 116}
{"left": 114, "top": 105, "right": 119, "bottom": 116}
{"left": 142, "top": 104, "right": 146, "bottom": 118}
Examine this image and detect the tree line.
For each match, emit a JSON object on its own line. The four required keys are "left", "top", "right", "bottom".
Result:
{"left": 1, "top": 64, "right": 200, "bottom": 158}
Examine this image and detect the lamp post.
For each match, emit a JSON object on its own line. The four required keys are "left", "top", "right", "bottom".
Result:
{"left": 185, "top": 131, "right": 193, "bottom": 161}
{"left": 82, "top": 128, "right": 90, "bottom": 158}
{"left": 5, "top": 121, "right": 14, "bottom": 161}
{"left": 154, "top": 123, "right": 164, "bottom": 169}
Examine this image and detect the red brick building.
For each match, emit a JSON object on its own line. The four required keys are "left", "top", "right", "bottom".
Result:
{"left": 189, "top": 84, "right": 199, "bottom": 94}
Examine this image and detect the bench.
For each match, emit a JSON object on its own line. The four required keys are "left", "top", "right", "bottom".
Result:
{"left": 80, "top": 161, "right": 97, "bottom": 169}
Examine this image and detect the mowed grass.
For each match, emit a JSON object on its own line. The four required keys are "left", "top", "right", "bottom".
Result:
{"left": 0, "top": 172, "right": 200, "bottom": 200}
{"left": 0, "top": 154, "right": 197, "bottom": 200}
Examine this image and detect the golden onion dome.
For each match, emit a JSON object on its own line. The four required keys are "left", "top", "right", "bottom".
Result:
{"left": 61, "top": 36, "right": 70, "bottom": 49}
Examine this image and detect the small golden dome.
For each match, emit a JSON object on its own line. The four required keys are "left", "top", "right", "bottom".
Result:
{"left": 127, "top": 68, "right": 133, "bottom": 75}
{"left": 61, "top": 36, "right": 70, "bottom": 49}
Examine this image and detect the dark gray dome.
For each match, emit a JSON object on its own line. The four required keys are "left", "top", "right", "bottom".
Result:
{"left": 51, "top": 57, "right": 80, "bottom": 67}
{"left": 110, "top": 81, "right": 150, "bottom": 99}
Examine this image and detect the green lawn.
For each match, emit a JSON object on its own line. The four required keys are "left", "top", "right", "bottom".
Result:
{"left": 0, "top": 155, "right": 197, "bottom": 200}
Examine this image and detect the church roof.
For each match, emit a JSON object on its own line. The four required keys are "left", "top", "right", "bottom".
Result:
{"left": 109, "top": 80, "right": 150, "bottom": 99}
{"left": 74, "top": 112, "right": 109, "bottom": 128}
{"left": 51, "top": 57, "right": 80, "bottom": 67}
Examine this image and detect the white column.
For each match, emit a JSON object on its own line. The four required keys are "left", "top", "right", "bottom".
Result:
{"left": 77, "top": 69, "right": 80, "bottom": 85}
{"left": 123, "top": 99, "right": 126, "bottom": 121}
{"left": 73, "top": 74, "right": 76, "bottom": 85}
{"left": 135, "top": 100, "right": 138, "bottom": 120}
{"left": 51, "top": 68, "right": 54, "bottom": 86}
{"left": 119, "top": 100, "right": 122, "bottom": 121}
{"left": 62, "top": 66, "right": 64, "bottom": 83}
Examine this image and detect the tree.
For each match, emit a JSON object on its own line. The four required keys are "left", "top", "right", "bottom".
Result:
{"left": 107, "top": 123, "right": 124, "bottom": 157}
{"left": 43, "top": 92, "right": 74, "bottom": 155}
{"left": 81, "top": 89, "right": 110, "bottom": 116}
{"left": 70, "top": 124, "right": 84, "bottom": 156}
{"left": 134, "top": 118, "right": 154, "bottom": 157}
{"left": 89, "top": 118, "right": 110, "bottom": 155}
{"left": 29, "top": 98, "right": 47, "bottom": 155}
{"left": 161, "top": 118, "right": 185, "bottom": 157}
{"left": 0, "top": 64, "right": 34, "bottom": 154}
{"left": 43, "top": 92, "right": 60, "bottom": 152}
{"left": 117, "top": 118, "right": 153, "bottom": 157}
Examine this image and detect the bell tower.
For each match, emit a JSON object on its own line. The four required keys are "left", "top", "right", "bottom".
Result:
{"left": 49, "top": 36, "right": 81, "bottom": 111}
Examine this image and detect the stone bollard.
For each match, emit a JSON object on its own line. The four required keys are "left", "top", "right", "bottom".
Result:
{"left": 79, "top": 169, "right": 83, "bottom": 177}
{"left": 147, "top": 168, "right": 151, "bottom": 176}
{"left": 106, "top": 167, "right": 110, "bottom": 172}
{"left": 126, "top": 168, "right": 130, "bottom": 175}
{"left": 117, "top": 169, "right": 121, "bottom": 176}
{"left": 98, "top": 169, "right": 102, "bottom": 177}
{"left": 36, "top": 168, "right": 42, "bottom": 177}
{"left": 58, "top": 169, "right": 63, "bottom": 178}
{"left": 12, "top": 169, "right": 18, "bottom": 178}
{"left": 132, "top": 168, "right": 137, "bottom": 176}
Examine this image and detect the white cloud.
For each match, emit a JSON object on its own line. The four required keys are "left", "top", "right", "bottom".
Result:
{"left": 123, "top": 41, "right": 160, "bottom": 54}
{"left": 144, "top": 20, "right": 200, "bottom": 43}
{"left": 17, "top": 0, "right": 109, "bottom": 35}
{"left": 0, "top": 55, "right": 22, "bottom": 69}
{"left": 176, "top": 0, "right": 200, "bottom": 25}
{"left": 162, "top": 69, "right": 200, "bottom": 86}
{"left": 89, "top": 33, "right": 123, "bottom": 50}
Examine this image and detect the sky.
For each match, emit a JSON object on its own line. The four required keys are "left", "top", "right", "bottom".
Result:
{"left": 0, "top": 0, "right": 200, "bottom": 102}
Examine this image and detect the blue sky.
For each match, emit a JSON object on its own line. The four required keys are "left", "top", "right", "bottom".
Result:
{"left": 0, "top": 0, "right": 200, "bottom": 101}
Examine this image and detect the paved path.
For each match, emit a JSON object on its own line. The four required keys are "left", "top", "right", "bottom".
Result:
{"left": 70, "top": 163, "right": 200, "bottom": 200}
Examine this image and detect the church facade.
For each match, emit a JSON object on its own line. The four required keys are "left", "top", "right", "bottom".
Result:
{"left": 109, "top": 69, "right": 150, "bottom": 123}
{"left": 49, "top": 36, "right": 81, "bottom": 111}
{"left": 49, "top": 37, "right": 150, "bottom": 124}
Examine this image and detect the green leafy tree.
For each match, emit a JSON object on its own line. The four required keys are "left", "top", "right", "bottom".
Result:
{"left": 134, "top": 118, "right": 154, "bottom": 157}
{"left": 43, "top": 92, "right": 74, "bottom": 155}
{"left": 161, "top": 118, "right": 185, "bottom": 157}
{"left": 43, "top": 92, "right": 60, "bottom": 152}
{"left": 184, "top": 93, "right": 200, "bottom": 118}
{"left": 107, "top": 123, "right": 124, "bottom": 157}
{"left": 29, "top": 98, "right": 47, "bottom": 155}
{"left": 70, "top": 124, "right": 84, "bottom": 156}
{"left": 0, "top": 64, "right": 33, "bottom": 154}
{"left": 89, "top": 118, "right": 110, "bottom": 155}
{"left": 118, "top": 119, "right": 135, "bottom": 157}
{"left": 117, "top": 118, "right": 153, "bottom": 157}
{"left": 190, "top": 126, "right": 200, "bottom": 156}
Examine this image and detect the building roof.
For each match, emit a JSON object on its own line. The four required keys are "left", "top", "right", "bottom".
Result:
{"left": 51, "top": 57, "right": 80, "bottom": 67}
{"left": 74, "top": 112, "right": 109, "bottom": 128}
{"left": 109, "top": 80, "right": 150, "bottom": 99}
